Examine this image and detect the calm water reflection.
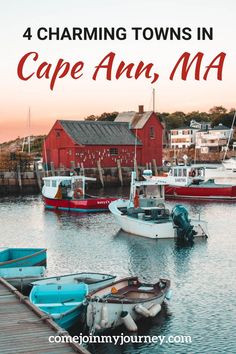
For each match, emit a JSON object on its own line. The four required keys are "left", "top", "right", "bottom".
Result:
{"left": 0, "top": 193, "right": 236, "bottom": 353}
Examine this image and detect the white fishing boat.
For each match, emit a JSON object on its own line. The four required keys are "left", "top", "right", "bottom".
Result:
{"left": 109, "top": 170, "right": 208, "bottom": 242}
{"left": 86, "top": 276, "right": 171, "bottom": 332}
{"left": 222, "top": 157, "right": 236, "bottom": 171}
{"left": 31, "top": 272, "right": 116, "bottom": 291}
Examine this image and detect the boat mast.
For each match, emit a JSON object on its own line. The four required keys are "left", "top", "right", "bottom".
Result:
{"left": 43, "top": 139, "right": 49, "bottom": 176}
{"left": 28, "top": 107, "right": 31, "bottom": 155}
{"left": 152, "top": 88, "right": 155, "bottom": 112}
{"left": 223, "top": 110, "right": 236, "bottom": 161}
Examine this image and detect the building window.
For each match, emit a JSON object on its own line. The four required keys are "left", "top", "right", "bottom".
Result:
{"left": 110, "top": 148, "right": 118, "bottom": 156}
{"left": 55, "top": 130, "right": 61, "bottom": 137}
{"left": 150, "top": 127, "right": 155, "bottom": 139}
{"left": 171, "top": 130, "right": 178, "bottom": 135}
{"left": 52, "top": 180, "right": 57, "bottom": 188}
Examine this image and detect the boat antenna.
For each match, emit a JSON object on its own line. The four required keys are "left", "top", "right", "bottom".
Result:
{"left": 223, "top": 110, "right": 236, "bottom": 161}
{"left": 43, "top": 138, "right": 49, "bottom": 176}
{"left": 134, "top": 128, "right": 137, "bottom": 169}
{"left": 152, "top": 88, "right": 155, "bottom": 112}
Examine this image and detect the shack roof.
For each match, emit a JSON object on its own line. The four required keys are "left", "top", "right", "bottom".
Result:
{"left": 170, "top": 126, "right": 198, "bottom": 131}
{"left": 211, "top": 124, "right": 230, "bottom": 131}
{"left": 115, "top": 111, "right": 154, "bottom": 129}
{"left": 59, "top": 120, "right": 142, "bottom": 146}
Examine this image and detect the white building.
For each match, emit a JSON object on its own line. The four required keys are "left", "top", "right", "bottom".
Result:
{"left": 195, "top": 124, "right": 231, "bottom": 153}
{"left": 170, "top": 127, "right": 198, "bottom": 149}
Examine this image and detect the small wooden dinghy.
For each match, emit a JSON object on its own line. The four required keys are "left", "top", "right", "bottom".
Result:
{"left": 31, "top": 272, "right": 116, "bottom": 291}
{"left": 0, "top": 266, "right": 46, "bottom": 288}
{"left": 30, "top": 283, "right": 88, "bottom": 330}
{"left": 0, "top": 248, "right": 47, "bottom": 268}
{"left": 86, "top": 276, "right": 171, "bottom": 332}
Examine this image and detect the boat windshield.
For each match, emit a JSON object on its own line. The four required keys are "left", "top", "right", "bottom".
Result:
{"left": 139, "top": 185, "right": 163, "bottom": 199}
{"left": 60, "top": 180, "right": 71, "bottom": 187}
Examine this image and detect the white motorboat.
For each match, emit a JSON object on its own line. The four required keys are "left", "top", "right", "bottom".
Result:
{"left": 109, "top": 170, "right": 208, "bottom": 242}
{"left": 86, "top": 276, "right": 171, "bottom": 332}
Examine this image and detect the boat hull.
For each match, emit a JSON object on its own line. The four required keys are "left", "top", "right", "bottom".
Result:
{"left": 165, "top": 184, "right": 236, "bottom": 201}
{"left": 31, "top": 272, "right": 116, "bottom": 291}
{"left": 87, "top": 296, "right": 166, "bottom": 331}
{"left": 0, "top": 266, "right": 46, "bottom": 288}
{"left": 109, "top": 199, "right": 208, "bottom": 239}
{"left": 86, "top": 277, "right": 171, "bottom": 332}
{"left": 0, "top": 248, "right": 47, "bottom": 268}
{"left": 43, "top": 196, "right": 116, "bottom": 212}
{"left": 30, "top": 283, "right": 88, "bottom": 330}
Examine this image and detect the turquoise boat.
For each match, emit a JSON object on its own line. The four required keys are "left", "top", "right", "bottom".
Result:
{"left": 31, "top": 272, "right": 116, "bottom": 291}
{"left": 0, "top": 266, "right": 46, "bottom": 288}
{"left": 30, "top": 283, "right": 88, "bottom": 329}
{"left": 0, "top": 248, "right": 47, "bottom": 268}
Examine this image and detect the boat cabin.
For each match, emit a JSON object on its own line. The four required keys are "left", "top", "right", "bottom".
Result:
{"left": 42, "top": 175, "right": 96, "bottom": 200}
{"left": 167, "top": 166, "right": 206, "bottom": 186}
{"left": 124, "top": 171, "right": 171, "bottom": 222}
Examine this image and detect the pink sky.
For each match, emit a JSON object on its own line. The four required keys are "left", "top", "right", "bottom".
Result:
{"left": 1, "top": 0, "right": 236, "bottom": 142}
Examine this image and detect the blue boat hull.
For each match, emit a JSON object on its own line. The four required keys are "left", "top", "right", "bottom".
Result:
{"left": 51, "top": 306, "right": 83, "bottom": 329}
{"left": 0, "top": 248, "right": 47, "bottom": 268}
{"left": 30, "top": 283, "right": 88, "bottom": 330}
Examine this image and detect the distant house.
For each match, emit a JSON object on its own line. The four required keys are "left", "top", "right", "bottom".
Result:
{"left": 170, "top": 127, "right": 198, "bottom": 149}
{"left": 195, "top": 124, "right": 231, "bottom": 153}
{"left": 43, "top": 106, "right": 163, "bottom": 169}
{"left": 190, "top": 119, "right": 212, "bottom": 130}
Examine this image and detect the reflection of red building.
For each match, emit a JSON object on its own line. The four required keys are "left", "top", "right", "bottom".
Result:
{"left": 43, "top": 105, "right": 163, "bottom": 169}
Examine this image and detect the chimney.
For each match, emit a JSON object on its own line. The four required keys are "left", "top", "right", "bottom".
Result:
{"left": 138, "top": 105, "right": 144, "bottom": 114}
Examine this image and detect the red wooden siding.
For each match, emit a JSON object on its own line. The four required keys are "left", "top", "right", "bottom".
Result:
{"left": 43, "top": 113, "right": 163, "bottom": 169}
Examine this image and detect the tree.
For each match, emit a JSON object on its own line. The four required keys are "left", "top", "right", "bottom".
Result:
{"left": 184, "top": 111, "right": 210, "bottom": 126}
{"left": 97, "top": 112, "right": 118, "bottom": 121}
{"left": 163, "top": 111, "right": 185, "bottom": 129}
{"left": 85, "top": 112, "right": 118, "bottom": 122}
{"left": 85, "top": 115, "right": 97, "bottom": 121}
{"left": 209, "top": 106, "right": 227, "bottom": 115}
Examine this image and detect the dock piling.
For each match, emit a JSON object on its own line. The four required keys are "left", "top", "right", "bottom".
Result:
{"left": 117, "top": 159, "right": 123, "bottom": 186}
{"left": 34, "top": 161, "right": 42, "bottom": 190}
{"left": 97, "top": 159, "right": 104, "bottom": 187}
{"left": 17, "top": 164, "right": 22, "bottom": 191}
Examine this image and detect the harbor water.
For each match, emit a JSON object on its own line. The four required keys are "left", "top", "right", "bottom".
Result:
{"left": 0, "top": 190, "right": 236, "bottom": 353}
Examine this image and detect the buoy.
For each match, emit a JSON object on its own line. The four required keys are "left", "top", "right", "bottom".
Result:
{"left": 111, "top": 287, "right": 118, "bottom": 294}
{"left": 120, "top": 311, "right": 138, "bottom": 332}
{"left": 100, "top": 304, "right": 109, "bottom": 328}
{"left": 94, "top": 323, "right": 101, "bottom": 330}
{"left": 165, "top": 289, "right": 173, "bottom": 300}
{"left": 148, "top": 303, "right": 161, "bottom": 317}
{"left": 134, "top": 304, "right": 150, "bottom": 318}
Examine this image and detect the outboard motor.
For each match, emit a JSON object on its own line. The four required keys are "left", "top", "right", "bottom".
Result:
{"left": 171, "top": 205, "right": 197, "bottom": 242}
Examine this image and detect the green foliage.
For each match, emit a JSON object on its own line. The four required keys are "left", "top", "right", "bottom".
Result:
{"left": 85, "top": 112, "right": 118, "bottom": 122}
{"left": 84, "top": 108, "right": 236, "bottom": 129}
{"left": 161, "top": 106, "right": 235, "bottom": 129}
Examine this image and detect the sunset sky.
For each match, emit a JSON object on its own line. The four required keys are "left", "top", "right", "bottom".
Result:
{"left": 0, "top": 0, "right": 236, "bottom": 142}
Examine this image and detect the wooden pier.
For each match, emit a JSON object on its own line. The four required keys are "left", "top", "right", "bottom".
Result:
{"left": 0, "top": 277, "right": 90, "bottom": 354}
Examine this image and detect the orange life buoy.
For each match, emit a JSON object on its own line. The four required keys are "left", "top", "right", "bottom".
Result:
{"left": 74, "top": 188, "right": 83, "bottom": 199}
